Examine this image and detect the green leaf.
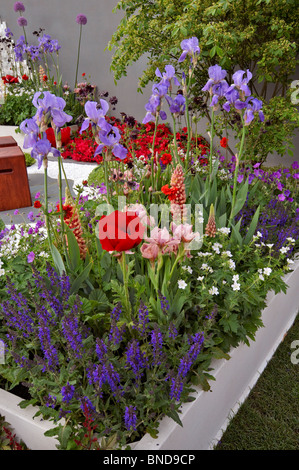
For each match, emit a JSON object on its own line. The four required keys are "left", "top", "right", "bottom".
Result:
{"left": 244, "top": 206, "right": 260, "bottom": 245}
{"left": 70, "top": 260, "right": 93, "bottom": 295}
{"left": 50, "top": 243, "right": 66, "bottom": 276}
{"left": 65, "top": 225, "right": 82, "bottom": 272}
{"left": 166, "top": 409, "right": 183, "bottom": 427}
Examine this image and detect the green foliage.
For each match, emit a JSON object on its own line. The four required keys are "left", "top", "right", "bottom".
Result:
{"left": 0, "top": 83, "right": 36, "bottom": 126}
{"left": 108, "top": 0, "right": 299, "bottom": 160}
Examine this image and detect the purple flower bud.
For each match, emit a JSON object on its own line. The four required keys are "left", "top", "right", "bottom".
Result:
{"left": 76, "top": 14, "right": 87, "bottom": 25}
{"left": 17, "top": 16, "right": 27, "bottom": 27}
{"left": 14, "top": 2, "right": 25, "bottom": 12}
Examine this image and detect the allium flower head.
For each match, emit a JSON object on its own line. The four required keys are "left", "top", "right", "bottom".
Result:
{"left": 76, "top": 14, "right": 87, "bottom": 25}
{"left": 14, "top": 2, "right": 25, "bottom": 12}
{"left": 17, "top": 17, "right": 27, "bottom": 27}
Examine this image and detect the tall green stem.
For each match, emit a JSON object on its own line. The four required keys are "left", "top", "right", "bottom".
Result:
{"left": 172, "top": 116, "right": 180, "bottom": 165}
{"left": 121, "top": 252, "right": 131, "bottom": 322}
{"left": 209, "top": 108, "right": 215, "bottom": 178}
{"left": 43, "top": 165, "right": 52, "bottom": 246}
{"left": 229, "top": 122, "right": 246, "bottom": 222}
{"left": 74, "top": 25, "right": 82, "bottom": 89}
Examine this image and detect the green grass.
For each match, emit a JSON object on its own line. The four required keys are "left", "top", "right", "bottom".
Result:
{"left": 215, "top": 312, "right": 299, "bottom": 450}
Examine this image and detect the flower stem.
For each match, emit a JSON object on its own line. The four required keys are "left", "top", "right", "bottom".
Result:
{"left": 121, "top": 252, "right": 131, "bottom": 322}
{"left": 74, "top": 25, "right": 82, "bottom": 89}
{"left": 209, "top": 108, "right": 215, "bottom": 178}
{"left": 229, "top": 123, "right": 247, "bottom": 222}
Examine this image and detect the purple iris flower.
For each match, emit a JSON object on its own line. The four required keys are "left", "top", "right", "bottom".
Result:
{"left": 223, "top": 86, "right": 247, "bottom": 112}
{"left": 156, "top": 64, "right": 180, "bottom": 88}
{"left": 31, "top": 138, "right": 60, "bottom": 169}
{"left": 142, "top": 83, "right": 168, "bottom": 124}
{"left": 80, "top": 100, "right": 110, "bottom": 134}
{"left": 26, "top": 44, "right": 41, "bottom": 61}
{"left": 232, "top": 69, "right": 252, "bottom": 97}
{"left": 243, "top": 97, "right": 264, "bottom": 125}
{"left": 202, "top": 64, "right": 227, "bottom": 93}
{"left": 178, "top": 37, "right": 200, "bottom": 63}
{"left": 165, "top": 94, "right": 186, "bottom": 115}
{"left": 33, "top": 91, "right": 72, "bottom": 129}
{"left": 20, "top": 118, "right": 39, "bottom": 149}
{"left": 94, "top": 124, "right": 128, "bottom": 160}
{"left": 14, "top": 35, "right": 26, "bottom": 61}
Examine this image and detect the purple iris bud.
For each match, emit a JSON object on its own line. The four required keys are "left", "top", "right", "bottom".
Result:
{"left": 292, "top": 161, "right": 299, "bottom": 170}
{"left": 20, "top": 118, "right": 39, "bottom": 149}
{"left": 232, "top": 69, "right": 252, "bottom": 97}
{"left": 159, "top": 110, "right": 167, "bottom": 120}
{"left": 76, "top": 14, "right": 87, "bottom": 25}
{"left": 17, "top": 17, "right": 27, "bottom": 27}
{"left": 178, "top": 37, "right": 200, "bottom": 63}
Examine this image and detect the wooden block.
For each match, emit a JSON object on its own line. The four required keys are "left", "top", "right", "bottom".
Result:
{"left": 0, "top": 136, "right": 18, "bottom": 148}
{"left": 0, "top": 146, "right": 32, "bottom": 211}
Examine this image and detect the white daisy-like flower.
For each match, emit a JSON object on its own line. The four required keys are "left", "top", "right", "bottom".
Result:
{"left": 286, "top": 237, "right": 295, "bottom": 244}
{"left": 0, "top": 268, "right": 5, "bottom": 276}
{"left": 266, "top": 244, "right": 274, "bottom": 249}
{"left": 178, "top": 280, "right": 187, "bottom": 290}
{"left": 197, "top": 276, "right": 204, "bottom": 281}
{"left": 232, "top": 282, "right": 240, "bottom": 291}
{"left": 209, "top": 286, "right": 219, "bottom": 295}
{"left": 256, "top": 231, "right": 263, "bottom": 238}
{"left": 263, "top": 267, "right": 272, "bottom": 276}
{"left": 232, "top": 274, "right": 239, "bottom": 282}
{"left": 287, "top": 258, "right": 294, "bottom": 265}
{"left": 259, "top": 274, "right": 265, "bottom": 281}
{"left": 280, "top": 247, "right": 288, "bottom": 254}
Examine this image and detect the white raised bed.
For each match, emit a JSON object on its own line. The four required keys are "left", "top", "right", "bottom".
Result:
{"left": 1, "top": 259, "right": 299, "bottom": 450}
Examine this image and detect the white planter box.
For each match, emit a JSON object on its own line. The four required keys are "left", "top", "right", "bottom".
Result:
{"left": 1, "top": 260, "right": 299, "bottom": 450}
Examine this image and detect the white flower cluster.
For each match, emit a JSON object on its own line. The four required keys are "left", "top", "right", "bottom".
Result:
{"left": 258, "top": 267, "right": 272, "bottom": 281}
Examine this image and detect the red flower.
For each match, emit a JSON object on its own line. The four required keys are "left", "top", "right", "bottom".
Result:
{"left": 57, "top": 204, "right": 74, "bottom": 220}
{"left": 22, "top": 74, "right": 29, "bottom": 80}
{"left": 34, "top": 200, "right": 42, "bottom": 208}
{"left": 160, "top": 153, "right": 172, "bottom": 165}
{"left": 161, "top": 184, "right": 179, "bottom": 201}
{"left": 43, "top": 75, "right": 48, "bottom": 82}
{"left": 2, "top": 74, "right": 19, "bottom": 84}
{"left": 98, "top": 210, "right": 145, "bottom": 252}
{"left": 220, "top": 137, "right": 228, "bottom": 148}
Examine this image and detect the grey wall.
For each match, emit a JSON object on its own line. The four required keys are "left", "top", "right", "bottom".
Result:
{"left": 0, "top": 0, "right": 150, "bottom": 121}
{"left": 1, "top": 0, "right": 298, "bottom": 166}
